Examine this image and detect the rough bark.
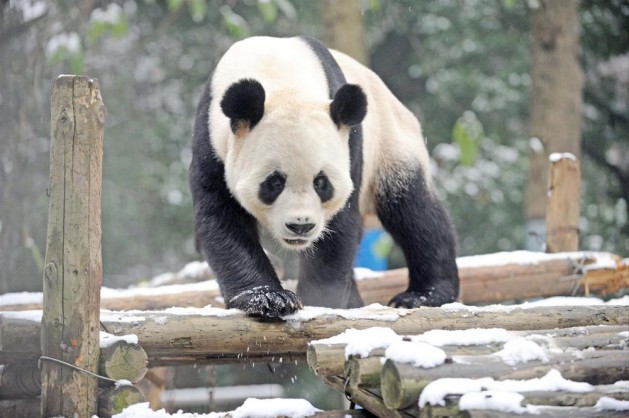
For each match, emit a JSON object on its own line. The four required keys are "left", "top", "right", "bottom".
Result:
{"left": 40, "top": 75, "right": 105, "bottom": 417}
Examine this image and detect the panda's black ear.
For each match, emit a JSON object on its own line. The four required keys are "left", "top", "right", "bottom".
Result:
{"left": 330, "top": 84, "right": 367, "bottom": 128}
{"left": 220, "top": 79, "right": 266, "bottom": 134}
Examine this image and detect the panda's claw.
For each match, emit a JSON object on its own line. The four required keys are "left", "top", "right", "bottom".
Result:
{"left": 389, "top": 289, "right": 453, "bottom": 309}
{"left": 229, "top": 286, "right": 303, "bottom": 318}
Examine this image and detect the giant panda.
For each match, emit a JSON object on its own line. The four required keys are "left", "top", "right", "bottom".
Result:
{"left": 189, "top": 36, "right": 459, "bottom": 318}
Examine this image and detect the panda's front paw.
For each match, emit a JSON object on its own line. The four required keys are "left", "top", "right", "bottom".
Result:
{"left": 389, "top": 290, "right": 452, "bottom": 308}
{"left": 228, "top": 286, "right": 303, "bottom": 319}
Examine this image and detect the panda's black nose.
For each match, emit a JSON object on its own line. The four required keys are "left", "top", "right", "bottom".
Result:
{"left": 286, "top": 222, "right": 316, "bottom": 236}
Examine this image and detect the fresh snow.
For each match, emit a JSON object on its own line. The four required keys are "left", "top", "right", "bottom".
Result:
{"left": 100, "top": 331, "right": 138, "bottom": 348}
{"left": 283, "top": 304, "right": 403, "bottom": 322}
{"left": 413, "top": 328, "right": 514, "bottom": 346}
{"left": 549, "top": 152, "right": 577, "bottom": 162}
{"left": 384, "top": 340, "right": 447, "bottom": 368}
{"left": 458, "top": 390, "right": 537, "bottom": 414}
{"left": 493, "top": 338, "right": 549, "bottom": 365}
{"left": 419, "top": 369, "right": 593, "bottom": 407}
{"left": 312, "top": 327, "right": 400, "bottom": 358}
{"left": 112, "top": 398, "right": 320, "bottom": 418}
{"left": 594, "top": 396, "right": 629, "bottom": 411}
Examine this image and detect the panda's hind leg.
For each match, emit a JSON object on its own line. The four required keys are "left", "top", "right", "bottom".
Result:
{"left": 376, "top": 163, "right": 459, "bottom": 307}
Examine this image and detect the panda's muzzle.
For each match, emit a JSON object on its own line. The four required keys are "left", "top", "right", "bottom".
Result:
{"left": 285, "top": 222, "right": 316, "bottom": 236}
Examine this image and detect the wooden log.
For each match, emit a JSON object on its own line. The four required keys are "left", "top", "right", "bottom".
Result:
{"left": 2, "top": 305, "right": 627, "bottom": 365}
{"left": 1, "top": 252, "right": 626, "bottom": 312}
{"left": 381, "top": 349, "right": 629, "bottom": 410}
{"left": 308, "top": 324, "right": 629, "bottom": 379}
{"left": 100, "top": 340, "right": 148, "bottom": 383}
{"left": 0, "top": 360, "right": 40, "bottom": 399}
{"left": 0, "top": 399, "right": 40, "bottom": 417}
{"left": 41, "top": 75, "right": 105, "bottom": 417}
{"left": 546, "top": 154, "right": 580, "bottom": 252}
{"left": 345, "top": 355, "right": 383, "bottom": 390}
{"left": 323, "top": 375, "right": 415, "bottom": 418}
{"left": 98, "top": 384, "right": 146, "bottom": 418}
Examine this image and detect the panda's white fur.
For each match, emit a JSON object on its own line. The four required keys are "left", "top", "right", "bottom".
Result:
{"left": 209, "top": 36, "right": 431, "bottom": 248}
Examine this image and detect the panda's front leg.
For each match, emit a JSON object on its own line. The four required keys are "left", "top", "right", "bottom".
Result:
{"left": 191, "top": 181, "right": 302, "bottom": 318}
{"left": 376, "top": 167, "right": 460, "bottom": 308}
{"left": 296, "top": 203, "right": 364, "bottom": 309}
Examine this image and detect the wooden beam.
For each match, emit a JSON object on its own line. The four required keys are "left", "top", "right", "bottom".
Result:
{"left": 2, "top": 306, "right": 627, "bottom": 366}
{"left": 546, "top": 154, "right": 580, "bottom": 252}
{"left": 1, "top": 252, "right": 626, "bottom": 312}
{"left": 41, "top": 75, "right": 105, "bottom": 417}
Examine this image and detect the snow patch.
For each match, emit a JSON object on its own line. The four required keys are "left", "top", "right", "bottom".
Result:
{"left": 384, "top": 341, "right": 447, "bottom": 368}
{"left": 312, "top": 327, "right": 400, "bottom": 359}
{"left": 459, "top": 391, "right": 536, "bottom": 414}
{"left": 100, "top": 331, "right": 138, "bottom": 348}
{"left": 231, "top": 398, "right": 320, "bottom": 418}
{"left": 413, "top": 328, "right": 514, "bottom": 346}
{"left": 283, "top": 304, "right": 402, "bottom": 322}
{"left": 595, "top": 397, "right": 629, "bottom": 411}
{"left": 494, "top": 338, "right": 549, "bottom": 365}
{"left": 419, "top": 369, "right": 592, "bottom": 407}
{"left": 549, "top": 152, "right": 577, "bottom": 163}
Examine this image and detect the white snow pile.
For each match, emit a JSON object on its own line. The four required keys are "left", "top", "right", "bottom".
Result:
{"left": 99, "top": 331, "right": 138, "bottom": 348}
{"left": 311, "top": 325, "right": 553, "bottom": 369}
{"left": 282, "top": 303, "right": 404, "bottom": 322}
{"left": 419, "top": 369, "right": 593, "bottom": 411}
{"left": 595, "top": 396, "right": 629, "bottom": 412}
{"left": 112, "top": 398, "right": 320, "bottom": 418}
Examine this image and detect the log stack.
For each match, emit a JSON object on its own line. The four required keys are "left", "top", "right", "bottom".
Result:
{"left": 307, "top": 305, "right": 629, "bottom": 417}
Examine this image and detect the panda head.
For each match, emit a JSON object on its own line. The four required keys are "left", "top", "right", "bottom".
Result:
{"left": 220, "top": 78, "right": 367, "bottom": 250}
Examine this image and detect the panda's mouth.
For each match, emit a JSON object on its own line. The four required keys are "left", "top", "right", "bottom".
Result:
{"left": 283, "top": 238, "right": 309, "bottom": 246}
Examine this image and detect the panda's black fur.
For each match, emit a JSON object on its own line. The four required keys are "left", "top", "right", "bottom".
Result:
{"left": 189, "top": 36, "right": 459, "bottom": 318}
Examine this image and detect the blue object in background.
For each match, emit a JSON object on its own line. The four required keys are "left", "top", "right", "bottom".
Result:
{"left": 355, "top": 228, "right": 389, "bottom": 271}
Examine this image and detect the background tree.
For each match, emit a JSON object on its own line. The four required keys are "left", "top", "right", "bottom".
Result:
{"left": 525, "top": 0, "right": 584, "bottom": 250}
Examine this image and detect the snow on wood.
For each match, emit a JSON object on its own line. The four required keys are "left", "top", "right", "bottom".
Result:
{"left": 308, "top": 314, "right": 629, "bottom": 417}
{"left": 2, "top": 305, "right": 626, "bottom": 367}
{"left": 0, "top": 251, "right": 626, "bottom": 311}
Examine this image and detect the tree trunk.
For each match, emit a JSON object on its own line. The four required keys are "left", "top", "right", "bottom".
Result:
{"left": 525, "top": 0, "right": 584, "bottom": 251}
{"left": 319, "top": 0, "right": 368, "bottom": 65}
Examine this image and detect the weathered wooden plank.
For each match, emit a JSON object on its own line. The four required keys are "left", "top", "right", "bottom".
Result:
{"left": 546, "top": 154, "right": 580, "bottom": 253}
{"left": 41, "top": 75, "right": 105, "bottom": 417}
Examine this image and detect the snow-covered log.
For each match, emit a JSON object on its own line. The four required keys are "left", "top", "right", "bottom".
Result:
{"left": 0, "top": 251, "right": 626, "bottom": 311}
{"left": 1, "top": 305, "right": 626, "bottom": 365}
{"left": 381, "top": 349, "right": 628, "bottom": 409}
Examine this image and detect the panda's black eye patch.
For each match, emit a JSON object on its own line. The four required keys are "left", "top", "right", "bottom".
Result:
{"left": 259, "top": 171, "right": 286, "bottom": 205}
{"left": 314, "top": 171, "right": 333, "bottom": 203}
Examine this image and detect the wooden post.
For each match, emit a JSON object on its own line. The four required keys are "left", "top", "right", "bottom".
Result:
{"left": 546, "top": 153, "right": 580, "bottom": 253}
{"left": 41, "top": 75, "right": 105, "bottom": 417}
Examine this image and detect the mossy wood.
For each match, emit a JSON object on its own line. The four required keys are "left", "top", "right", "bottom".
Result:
{"left": 40, "top": 75, "right": 105, "bottom": 417}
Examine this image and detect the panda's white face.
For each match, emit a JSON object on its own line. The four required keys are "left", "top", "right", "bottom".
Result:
{"left": 224, "top": 98, "right": 354, "bottom": 250}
